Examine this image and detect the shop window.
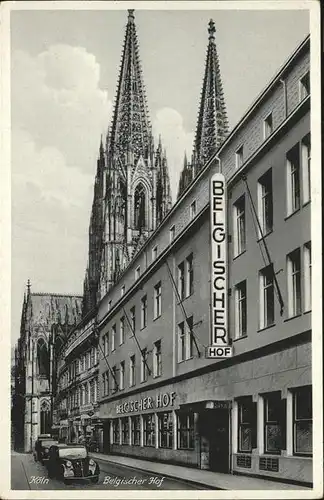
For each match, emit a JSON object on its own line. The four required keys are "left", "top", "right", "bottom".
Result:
{"left": 121, "top": 417, "right": 129, "bottom": 444}
{"left": 264, "top": 392, "right": 286, "bottom": 454}
{"left": 143, "top": 414, "right": 155, "bottom": 447}
{"left": 113, "top": 419, "right": 120, "bottom": 444}
{"left": 141, "top": 295, "right": 147, "bottom": 329}
{"left": 286, "top": 144, "right": 300, "bottom": 215}
{"left": 186, "top": 253, "right": 194, "bottom": 297}
{"left": 153, "top": 340, "right": 162, "bottom": 378}
{"left": 293, "top": 386, "right": 312, "bottom": 455}
{"left": 303, "top": 242, "right": 312, "bottom": 312}
{"left": 158, "top": 412, "right": 173, "bottom": 448}
{"left": 233, "top": 195, "right": 246, "bottom": 256}
{"left": 287, "top": 248, "right": 302, "bottom": 317}
{"left": 259, "top": 265, "right": 275, "bottom": 329}
{"left": 301, "top": 134, "right": 311, "bottom": 204}
{"left": 129, "top": 355, "right": 136, "bottom": 387}
{"left": 177, "top": 413, "right": 194, "bottom": 449}
{"left": 131, "top": 415, "right": 141, "bottom": 445}
{"left": 154, "top": 282, "right": 162, "bottom": 319}
{"left": 258, "top": 168, "right": 273, "bottom": 236}
{"left": 237, "top": 397, "right": 257, "bottom": 453}
{"left": 234, "top": 280, "right": 247, "bottom": 338}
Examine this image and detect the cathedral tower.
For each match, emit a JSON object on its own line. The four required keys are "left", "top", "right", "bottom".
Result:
{"left": 178, "top": 19, "right": 229, "bottom": 197}
{"left": 83, "top": 10, "right": 172, "bottom": 313}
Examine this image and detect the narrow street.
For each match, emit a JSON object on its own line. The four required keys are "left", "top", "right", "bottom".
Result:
{"left": 11, "top": 451, "right": 206, "bottom": 490}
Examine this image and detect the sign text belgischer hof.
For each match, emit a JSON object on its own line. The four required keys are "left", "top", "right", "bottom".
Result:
{"left": 207, "top": 173, "right": 232, "bottom": 358}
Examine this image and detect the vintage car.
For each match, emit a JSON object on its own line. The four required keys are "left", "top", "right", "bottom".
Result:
{"left": 46, "top": 443, "right": 100, "bottom": 483}
{"left": 34, "top": 436, "right": 58, "bottom": 464}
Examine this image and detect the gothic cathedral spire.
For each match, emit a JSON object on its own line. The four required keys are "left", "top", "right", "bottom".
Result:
{"left": 81, "top": 10, "right": 172, "bottom": 309}
{"left": 177, "top": 19, "right": 228, "bottom": 197}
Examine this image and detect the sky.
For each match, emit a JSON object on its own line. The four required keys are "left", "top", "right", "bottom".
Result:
{"left": 10, "top": 5, "right": 309, "bottom": 344}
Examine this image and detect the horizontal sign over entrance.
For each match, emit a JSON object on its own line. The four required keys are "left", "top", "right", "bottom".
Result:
{"left": 116, "top": 392, "right": 176, "bottom": 414}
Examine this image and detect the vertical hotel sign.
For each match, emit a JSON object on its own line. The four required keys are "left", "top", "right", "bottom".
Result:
{"left": 206, "top": 173, "right": 232, "bottom": 358}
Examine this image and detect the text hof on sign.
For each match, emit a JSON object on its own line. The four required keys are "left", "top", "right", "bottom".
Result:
{"left": 207, "top": 173, "right": 233, "bottom": 359}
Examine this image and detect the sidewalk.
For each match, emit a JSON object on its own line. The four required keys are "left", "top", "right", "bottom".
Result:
{"left": 90, "top": 452, "right": 310, "bottom": 491}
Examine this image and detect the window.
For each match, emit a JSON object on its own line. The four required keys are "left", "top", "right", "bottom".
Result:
{"left": 113, "top": 419, "right": 120, "bottom": 444}
{"left": 93, "top": 378, "right": 98, "bottom": 402}
{"left": 154, "top": 282, "right": 162, "bottom": 319}
{"left": 94, "top": 346, "right": 98, "bottom": 365}
{"left": 121, "top": 285, "right": 125, "bottom": 297}
{"left": 303, "top": 242, "right": 312, "bottom": 312}
{"left": 130, "top": 306, "right": 136, "bottom": 335}
{"left": 103, "top": 333, "right": 109, "bottom": 357}
{"left": 259, "top": 265, "right": 275, "bottom": 329}
{"left": 299, "top": 71, "right": 310, "bottom": 101}
{"left": 111, "top": 324, "right": 116, "bottom": 351}
{"left": 178, "top": 262, "right": 185, "bottom": 300}
{"left": 112, "top": 365, "right": 118, "bottom": 392}
{"left": 287, "top": 144, "right": 300, "bottom": 215}
{"left": 153, "top": 340, "right": 162, "bottom": 378}
{"left": 234, "top": 280, "right": 247, "bottom": 338}
{"left": 258, "top": 169, "right": 273, "bottom": 236}
{"left": 135, "top": 266, "right": 141, "bottom": 280}
{"left": 120, "top": 361, "right": 125, "bottom": 390}
{"left": 237, "top": 397, "right": 256, "bottom": 453}
{"left": 301, "top": 134, "right": 311, "bottom": 204}
{"left": 102, "top": 371, "right": 109, "bottom": 396}
{"left": 141, "top": 348, "right": 148, "bottom": 382}
{"left": 152, "top": 245, "right": 158, "bottom": 261}
{"left": 84, "top": 383, "right": 88, "bottom": 404}
{"left": 87, "top": 351, "right": 91, "bottom": 370}
{"left": 143, "top": 414, "right": 155, "bottom": 446}
{"left": 233, "top": 196, "right": 246, "bottom": 256}
{"left": 158, "top": 412, "right": 173, "bottom": 448}
{"left": 293, "top": 386, "right": 312, "bottom": 455}
{"left": 186, "top": 253, "right": 194, "bottom": 297}
{"left": 131, "top": 415, "right": 141, "bottom": 445}
{"left": 264, "top": 392, "right": 286, "bottom": 454}
{"left": 120, "top": 317, "right": 125, "bottom": 345}
{"left": 187, "top": 316, "right": 194, "bottom": 359}
{"left": 177, "top": 413, "right": 194, "bottom": 449}
{"left": 108, "top": 299, "right": 112, "bottom": 311}
{"left": 264, "top": 112, "right": 273, "bottom": 139}
{"left": 287, "top": 248, "right": 301, "bottom": 317}
{"left": 235, "top": 145, "right": 244, "bottom": 169}
{"left": 141, "top": 295, "right": 147, "bottom": 329}
{"left": 169, "top": 225, "right": 175, "bottom": 242}
{"left": 190, "top": 200, "right": 197, "bottom": 219}
{"left": 178, "top": 322, "right": 185, "bottom": 362}
{"left": 121, "top": 417, "right": 129, "bottom": 444}
{"left": 129, "top": 355, "right": 136, "bottom": 387}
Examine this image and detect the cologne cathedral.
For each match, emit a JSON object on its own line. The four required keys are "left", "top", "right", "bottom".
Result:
{"left": 13, "top": 9, "right": 228, "bottom": 451}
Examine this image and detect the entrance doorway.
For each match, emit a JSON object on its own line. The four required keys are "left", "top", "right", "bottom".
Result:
{"left": 199, "top": 409, "right": 230, "bottom": 473}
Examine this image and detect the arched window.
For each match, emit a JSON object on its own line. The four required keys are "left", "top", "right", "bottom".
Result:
{"left": 134, "top": 183, "right": 146, "bottom": 233}
{"left": 40, "top": 399, "right": 51, "bottom": 434}
{"left": 37, "top": 338, "right": 49, "bottom": 378}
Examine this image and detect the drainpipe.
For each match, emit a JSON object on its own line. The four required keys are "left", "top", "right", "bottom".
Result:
{"left": 280, "top": 79, "right": 287, "bottom": 119}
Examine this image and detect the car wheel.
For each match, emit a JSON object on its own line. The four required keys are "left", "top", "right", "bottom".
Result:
{"left": 91, "top": 476, "right": 99, "bottom": 484}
